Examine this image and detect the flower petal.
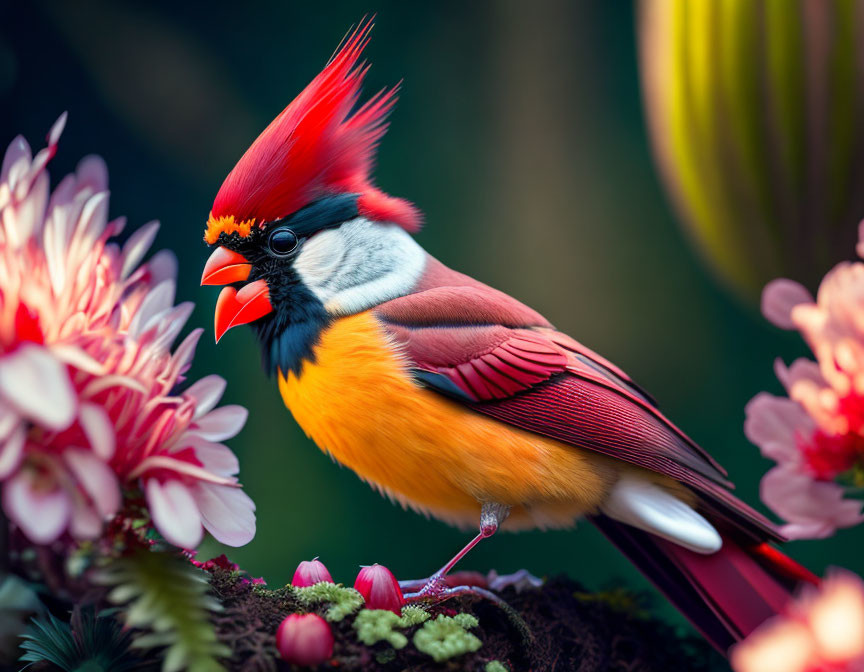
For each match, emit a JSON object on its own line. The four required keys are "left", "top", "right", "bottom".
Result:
{"left": 189, "top": 438, "right": 239, "bottom": 477}
{"left": 190, "top": 406, "right": 248, "bottom": 442}
{"left": 64, "top": 449, "right": 120, "bottom": 518}
{"left": 78, "top": 403, "right": 115, "bottom": 460}
{"left": 0, "top": 424, "right": 25, "bottom": 479}
{"left": 145, "top": 478, "right": 203, "bottom": 549}
{"left": 760, "top": 465, "right": 864, "bottom": 540}
{"left": 744, "top": 393, "right": 813, "bottom": 464}
{"left": 762, "top": 279, "right": 814, "bottom": 330}
{"left": 0, "top": 344, "right": 76, "bottom": 430}
{"left": 3, "top": 470, "right": 70, "bottom": 544}
{"left": 186, "top": 375, "right": 226, "bottom": 419}
{"left": 194, "top": 482, "right": 256, "bottom": 547}
{"left": 121, "top": 220, "right": 159, "bottom": 279}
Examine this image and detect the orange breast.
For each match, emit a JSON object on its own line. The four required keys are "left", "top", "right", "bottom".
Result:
{"left": 277, "top": 311, "right": 620, "bottom": 530}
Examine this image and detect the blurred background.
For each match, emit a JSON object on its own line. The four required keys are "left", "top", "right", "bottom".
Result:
{"left": 2, "top": 0, "right": 862, "bottom": 634}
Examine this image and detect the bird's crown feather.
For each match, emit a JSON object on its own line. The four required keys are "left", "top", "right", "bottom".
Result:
{"left": 205, "top": 19, "right": 420, "bottom": 245}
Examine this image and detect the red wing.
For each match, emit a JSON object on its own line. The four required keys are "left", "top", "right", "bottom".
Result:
{"left": 374, "top": 287, "right": 780, "bottom": 541}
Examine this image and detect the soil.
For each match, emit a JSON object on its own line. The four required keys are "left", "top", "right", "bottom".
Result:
{"left": 208, "top": 569, "right": 728, "bottom": 672}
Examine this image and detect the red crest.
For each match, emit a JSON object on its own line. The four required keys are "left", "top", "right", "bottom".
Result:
{"left": 206, "top": 20, "right": 421, "bottom": 244}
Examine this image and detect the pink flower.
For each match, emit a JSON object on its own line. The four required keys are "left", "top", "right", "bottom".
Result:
{"left": 749, "top": 223, "right": 864, "bottom": 540}
{"left": 0, "top": 118, "right": 255, "bottom": 548}
{"left": 354, "top": 564, "right": 405, "bottom": 614}
{"left": 276, "top": 613, "right": 334, "bottom": 666}
{"left": 292, "top": 558, "right": 334, "bottom": 587}
{"left": 745, "top": 392, "right": 864, "bottom": 540}
{"left": 731, "top": 569, "right": 864, "bottom": 672}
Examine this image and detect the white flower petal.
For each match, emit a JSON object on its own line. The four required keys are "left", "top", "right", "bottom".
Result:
{"left": 76, "top": 191, "right": 109, "bottom": 248}
{"left": 145, "top": 479, "right": 203, "bottom": 549}
{"left": 150, "top": 302, "right": 194, "bottom": 352}
{"left": 121, "top": 220, "right": 159, "bottom": 279}
{"left": 147, "top": 250, "right": 177, "bottom": 285}
{"left": 1, "top": 136, "right": 30, "bottom": 182}
{"left": 172, "top": 329, "right": 203, "bottom": 378}
{"left": 0, "top": 344, "right": 76, "bottom": 430}
{"left": 69, "top": 499, "right": 102, "bottom": 540}
{"left": 129, "top": 280, "right": 176, "bottom": 338}
{"left": 189, "top": 438, "right": 240, "bottom": 477}
{"left": 0, "top": 424, "right": 25, "bottom": 478}
{"left": 194, "top": 482, "right": 256, "bottom": 547}
{"left": 78, "top": 403, "right": 115, "bottom": 460}
{"left": 48, "top": 112, "right": 68, "bottom": 147}
{"left": 64, "top": 449, "right": 120, "bottom": 518}
{"left": 186, "top": 375, "right": 226, "bottom": 419}
{"left": 3, "top": 470, "right": 71, "bottom": 544}
{"left": 190, "top": 406, "right": 248, "bottom": 442}
{"left": 75, "top": 155, "right": 108, "bottom": 194}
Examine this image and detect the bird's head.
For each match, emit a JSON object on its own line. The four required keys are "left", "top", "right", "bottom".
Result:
{"left": 201, "top": 21, "right": 424, "bottom": 374}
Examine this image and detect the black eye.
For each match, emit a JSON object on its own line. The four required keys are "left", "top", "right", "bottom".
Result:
{"left": 267, "top": 228, "right": 298, "bottom": 256}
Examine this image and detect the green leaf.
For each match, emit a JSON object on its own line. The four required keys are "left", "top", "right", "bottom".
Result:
{"left": 19, "top": 607, "right": 138, "bottom": 672}
{"left": 95, "top": 550, "right": 229, "bottom": 672}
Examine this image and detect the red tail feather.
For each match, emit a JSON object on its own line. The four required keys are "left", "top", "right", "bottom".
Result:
{"left": 591, "top": 515, "right": 816, "bottom": 654}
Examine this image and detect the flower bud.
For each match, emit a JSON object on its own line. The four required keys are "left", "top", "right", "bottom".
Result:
{"left": 292, "top": 558, "right": 334, "bottom": 587}
{"left": 276, "top": 613, "right": 334, "bottom": 666}
{"left": 353, "top": 564, "right": 405, "bottom": 614}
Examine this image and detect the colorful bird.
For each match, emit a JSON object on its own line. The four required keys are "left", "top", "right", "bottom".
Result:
{"left": 201, "top": 21, "right": 816, "bottom": 653}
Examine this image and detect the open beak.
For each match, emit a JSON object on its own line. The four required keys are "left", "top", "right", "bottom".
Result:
{"left": 201, "top": 247, "right": 273, "bottom": 343}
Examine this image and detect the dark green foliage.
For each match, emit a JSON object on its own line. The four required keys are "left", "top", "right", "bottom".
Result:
{"left": 96, "top": 550, "right": 229, "bottom": 672}
{"left": 19, "top": 607, "right": 138, "bottom": 672}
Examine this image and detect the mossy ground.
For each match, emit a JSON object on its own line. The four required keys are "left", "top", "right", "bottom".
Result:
{"left": 208, "top": 569, "right": 727, "bottom": 672}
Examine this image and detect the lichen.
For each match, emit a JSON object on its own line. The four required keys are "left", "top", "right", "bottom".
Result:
{"left": 292, "top": 582, "right": 364, "bottom": 622}
{"left": 412, "top": 613, "right": 482, "bottom": 663}
{"left": 485, "top": 662, "right": 509, "bottom": 672}
{"left": 353, "top": 605, "right": 431, "bottom": 648}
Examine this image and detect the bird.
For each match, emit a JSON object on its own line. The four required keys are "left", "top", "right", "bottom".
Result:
{"left": 200, "top": 20, "right": 817, "bottom": 654}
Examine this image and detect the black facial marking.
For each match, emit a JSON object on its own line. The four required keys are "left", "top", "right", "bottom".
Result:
{"left": 210, "top": 193, "right": 361, "bottom": 377}
{"left": 271, "top": 193, "right": 360, "bottom": 238}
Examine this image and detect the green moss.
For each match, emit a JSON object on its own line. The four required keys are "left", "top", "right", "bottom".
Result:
{"left": 292, "top": 583, "right": 364, "bottom": 622}
{"left": 398, "top": 605, "right": 431, "bottom": 627}
{"left": 354, "top": 610, "right": 408, "bottom": 648}
{"left": 412, "top": 614, "right": 482, "bottom": 663}
{"left": 485, "top": 662, "right": 509, "bottom": 672}
{"left": 353, "top": 606, "right": 431, "bottom": 648}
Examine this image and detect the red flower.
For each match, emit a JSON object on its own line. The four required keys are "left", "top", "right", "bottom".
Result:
{"left": 276, "top": 613, "right": 334, "bottom": 666}
{"left": 354, "top": 564, "right": 405, "bottom": 614}
{"left": 292, "top": 558, "right": 334, "bottom": 587}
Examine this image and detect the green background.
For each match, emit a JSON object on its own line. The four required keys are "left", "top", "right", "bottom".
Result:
{"left": 1, "top": 0, "right": 854, "bottom": 634}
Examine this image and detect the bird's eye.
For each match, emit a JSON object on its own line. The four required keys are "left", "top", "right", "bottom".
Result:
{"left": 267, "top": 228, "right": 298, "bottom": 256}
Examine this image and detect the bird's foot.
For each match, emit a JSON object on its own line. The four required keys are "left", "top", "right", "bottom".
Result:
{"left": 403, "top": 581, "right": 511, "bottom": 609}
{"left": 398, "top": 570, "right": 488, "bottom": 593}
{"left": 486, "top": 568, "right": 543, "bottom": 592}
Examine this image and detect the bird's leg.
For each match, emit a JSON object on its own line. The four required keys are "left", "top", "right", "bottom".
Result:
{"left": 401, "top": 502, "right": 511, "bottom": 603}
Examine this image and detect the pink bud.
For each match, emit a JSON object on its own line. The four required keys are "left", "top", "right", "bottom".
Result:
{"left": 353, "top": 564, "right": 405, "bottom": 614}
{"left": 276, "top": 613, "right": 334, "bottom": 666}
{"left": 292, "top": 558, "right": 334, "bottom": 587}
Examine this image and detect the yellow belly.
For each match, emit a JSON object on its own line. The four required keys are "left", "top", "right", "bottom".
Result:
{"left": 277, "top": 311, "right": 622, "bottom": 531}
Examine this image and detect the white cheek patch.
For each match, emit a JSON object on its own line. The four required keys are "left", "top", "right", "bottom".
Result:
{"left": 601, "top": 476, "right": 723, "bottom": 554}
{"left": 293, "top": 217, "right": 427, "bottom": 316}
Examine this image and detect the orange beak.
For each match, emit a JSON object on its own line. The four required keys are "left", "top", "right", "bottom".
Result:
{"left": 201, "top": 247, "right": 274, "bottom": 343}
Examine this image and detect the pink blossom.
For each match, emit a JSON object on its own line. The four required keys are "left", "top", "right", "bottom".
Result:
{"left": 731, "top": 569, "right": 864, "bottom": 672}
{"left": 292, "top": 558, "right": 334, "bottom": 587}
{"left": 745, "top": 391, "right": 864, "bottom": 540}
{"left": 276, "top": 614, "right": 334, "bottom": 666}
{"left": 354, "top": 564, "right": 405, "bottom": 614}
{"left": 749, "top": 223, "right": 864, "bottom": 540}
{"left": 0, "top": 118, "right": 255, "bottom": 547}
